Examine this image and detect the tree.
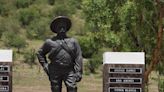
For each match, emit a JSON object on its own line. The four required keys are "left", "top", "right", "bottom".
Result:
{"left": 1, "top": 31, "right": 27, "bottom": 53}
{"left": 0, "top": 17, "right": 21, "bottom": 39}
{"left": 26, "top": 18, "right": 51, "bottom": 40}
{"left": 24, "top": 49, "right": 36, "bottom": 68}
{"left": 0, "top": 17, "right": 6, "bottom": 38}
{"left": 15, "top": 0, "right": 33, "bottom": 8}
{"left": 82, "top": 0, "right": 164, "bottom": 80}
{"left": 0, "top": 1, "right": 12, "bottom": 16}
{"left": 17, "top": 7, "right": 40, "bottom": 26}
{"left": 48, "top": 0, "right": 55, "bottom": 5}
{"left": 144, "top": 0, "right": 164, "bottom": 83}
{"left": 82, "top": 0, "right": 122, "bottom": 50}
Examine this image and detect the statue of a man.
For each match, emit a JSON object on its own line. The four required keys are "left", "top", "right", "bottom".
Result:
{"left": 36, "top": 16, "right": 83, "bottom": 92}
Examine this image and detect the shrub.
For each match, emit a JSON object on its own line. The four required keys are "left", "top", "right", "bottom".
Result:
{"left": 18, "top": 7, "right": 40, "bottom": 26}
{"left": 1, "top": 31, "right": 27, "bottom": 53}
{"left": 159, "top": 79, "right": 164, "bottom": 92}
{"left": 78, "top": 33, "right": 101, "bottom": 58}
{"left": 23, "top": 49, "right": 37, "bottom": 68}
{"left": 48, "top": 0, "right": 55, "bottom": 5}
{"left": 0, "top": 1, "right": 10, "bottom": 16}
{"left": 15, "top": 0, "right": 33, "bottom": 8}
{"left": 26, "top": 18, "right": 51, "bottom": 40}
{"left": 84, "top": 48, "right": 106, "bottom": 74}
{"left": 157, "top": 62, "right": 164, "bottom": 75}
{"left": 51, "top": 1, "right": 76, "bottom": 17}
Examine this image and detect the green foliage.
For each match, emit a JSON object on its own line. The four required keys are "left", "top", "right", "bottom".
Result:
{"left": 52, "top": 4, "right": 71, "bottom": 17}
{"left": 15, "top": 0, "right": 33, "bottom": 8}
{"left": 48, "top": 0, "right": 55, "bottom": 5}
{"left": 159, "top": 79, "right": 164, "bottom": 92}
{"left": 50, "top": 0, "right": 81, "bottom": 17}
{"left": 120, "top": 0, "right": 157, "bottom": 51}
{"left": 17, "top": 7, "right": 40, "bottom": 26}
{"left": 82, "top": 0, "right": 160, "bottom": 64}
{"left": 82, "top": 0, "right": 108, "bottom": 30}
{"left": 86, "top": 53, "right": 102, "bottom": 73}
{"left": 52, "top": 3, "right": 75, "bottom": 17}
{"left": 0, "top": 17, "right": 6, "bottom": 38}
{"left": 69, "top": 0, "right": 82, "bottom": 9}
{"left": 79, "top": 30, "right": 120, "bottom": 59}
{"left": 26, "top": 18, "right": 51, "bottom": 40}
{"left": 82, "top": 0, "right": 122, "bottom": 52}
{"left": 0, "top": 17, "right": 20, "bottom": 38}
{"left": 157, "top": 62, "right": 164, "bottom": 75}
{"left": 78, "top": 33, "right": 100, "bottom": 58}
{"left": 1, "top": 31, "right": 27, "bottom": 52}
{"left": 0, "top": 1, "right": 11, "bottom": 16}
{"left": 11, "top": 36, "right": 26, "bottom": 50}
{"left": 84, "top": 47, "right": 110, "bottom": 74}
{"left": 24, "top": 49, "right": 37, "bottom": 68}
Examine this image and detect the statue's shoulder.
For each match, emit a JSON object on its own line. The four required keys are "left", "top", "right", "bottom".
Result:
{"left": 46, "top": 36, "right": 58, "bottom": 42}
{"left": 44, "top": 38, "right": 55, "bottom": 45}
{"left": 45, "top": 39, "right": 52, "bottom": 43}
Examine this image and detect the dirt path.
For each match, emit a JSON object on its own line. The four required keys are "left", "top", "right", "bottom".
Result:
{"left": 13, "top": 86, "right": 51, "bottom": 92}
{"left": 148, "top": 71, "right": 159, "bottom": 92}
{"left": 13, "top": 74, "right": 102, "bottom": 92}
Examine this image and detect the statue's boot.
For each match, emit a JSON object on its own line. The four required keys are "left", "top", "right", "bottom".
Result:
{"left": 51, "top": 85, "right": 62, "bottom": 92}
{"left": 67, "top": 87, "right": 77, "bottom": 92}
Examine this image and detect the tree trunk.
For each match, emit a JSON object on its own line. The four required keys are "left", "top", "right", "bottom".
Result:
{"left": 144, "top": 1, "right": 164, "bottom": 83}
{"left": 17, "top": 48, "right": 20, "bottom": 53}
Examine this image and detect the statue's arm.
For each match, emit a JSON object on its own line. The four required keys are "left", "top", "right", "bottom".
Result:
{"left": 73, "top": 39, "right": 83, "bottom": 82}
{"left": 36, "top": 39, "right": 51, "bottom": 75}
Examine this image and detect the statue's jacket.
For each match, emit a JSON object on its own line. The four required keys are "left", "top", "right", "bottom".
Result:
{"left": 37, "top": 37, "right": 83, "bottom": 77}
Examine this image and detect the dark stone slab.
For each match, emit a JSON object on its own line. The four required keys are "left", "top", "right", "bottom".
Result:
{"left": 103, "top": 64, "right": 144, "bottom": 92}
{"left": 0, "top": 62, "right": 12, "bottom": 92}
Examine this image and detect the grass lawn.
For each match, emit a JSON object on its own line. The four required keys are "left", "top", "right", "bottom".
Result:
{"left": 13, "top": 62, "right": 102, "bottom": 92}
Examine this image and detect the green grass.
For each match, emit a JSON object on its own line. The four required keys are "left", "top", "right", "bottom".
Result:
{"left": 26, "top": 40, "right": 44, "bottom": 50}
{"left": 13, "top": 62, "right": 164, "bottom": 92}
{"left": 13, "top": 62, "right": 102, "bottom": 92}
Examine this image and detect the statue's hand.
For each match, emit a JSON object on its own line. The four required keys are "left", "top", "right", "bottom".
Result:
{"left": 43, "top": 63, "right": 49, "bottom": 76}
{"left": 75, "top": 72, "right": 82, "bottom": 82}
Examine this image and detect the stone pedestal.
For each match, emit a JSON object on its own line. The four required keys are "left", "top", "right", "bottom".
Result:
{"left": 103, "top": 52, "right": 145, "bottom": 92}
{"left": 0, "top": 50, "right": 12, "bottom": 92}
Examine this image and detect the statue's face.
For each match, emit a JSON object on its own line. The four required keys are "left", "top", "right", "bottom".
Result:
{"left": 56, "top": 21, "right": 67, "bottom": 34}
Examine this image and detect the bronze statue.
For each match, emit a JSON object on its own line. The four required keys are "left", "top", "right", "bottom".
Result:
{"left": 37, "top": 16, "right": 83, "bottom": 92}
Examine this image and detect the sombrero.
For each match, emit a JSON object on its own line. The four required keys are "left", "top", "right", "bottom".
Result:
{"left": 50, "top": 16, "right": 72, "bottom": 33}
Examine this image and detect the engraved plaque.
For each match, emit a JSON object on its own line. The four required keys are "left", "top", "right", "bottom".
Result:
{"left": 109, "top": 78, "right": 142, "bottom": 84}
{"left": 0, "top": 86, "right": 9, "bottom": 91}
{"left": 0, "top": 65, "right": 10, "bottom": 72}
{"left": 108, "top": 87, "right": 141, "bottom": 92}
{"left": 109, "top": 68, "right": 142, "bottom": 74}
{"left": 0, "top": 76, "right": 9, "bottom": 82}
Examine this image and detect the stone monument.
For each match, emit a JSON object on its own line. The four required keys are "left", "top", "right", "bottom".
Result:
{"left": 103, "top": 52, "right": 145, "bottom": 92}
{"left": 0, "top": 50, "right": 12, "bottom": 92}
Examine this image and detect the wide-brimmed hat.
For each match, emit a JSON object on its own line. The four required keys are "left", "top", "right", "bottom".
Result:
{"left": 50, "top": 16, "right": 72, "bottom": 33}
